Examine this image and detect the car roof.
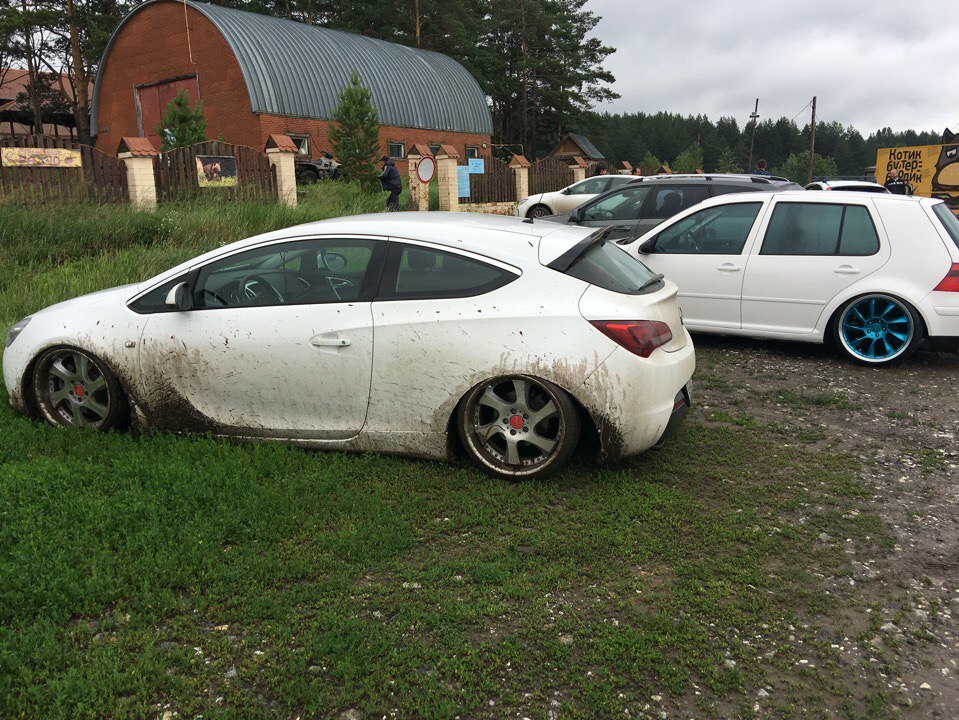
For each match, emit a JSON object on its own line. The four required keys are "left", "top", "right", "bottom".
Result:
{"left": 139, "top": 212, "right": 595, "bottom": 290}
{"left": 700, "top": 189, "right": 936, "bottom": 206}
{"left": 814, "top": 179, "right": 887, "bottom": 188}
{"left": 628, "top": 173, "right": 790, "bottom": 185}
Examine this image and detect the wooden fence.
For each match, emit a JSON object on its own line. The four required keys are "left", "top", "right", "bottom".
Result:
{"left": 461, "top": 156, "right": 515, "bottom": 203}
{"left": 529, "top": 157, "right": 574, "bottom": 195}
{"left": 153, "top": 140, "right": 277, "bottom": 202}
{"left": 0, "top": 135, "right": 129, "bottom": 204}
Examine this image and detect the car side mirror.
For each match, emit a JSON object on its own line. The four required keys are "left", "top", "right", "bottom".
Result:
{"left": 165, "top": 281, "right": 192, "bottom": 311}
{"left": 638, "top": 237, "right": 657, "bottom": 254}
{"left": 562, "top": 188, "right": 571, "bottom": 195}
{"left": 322, "top": 252, "right": 348, "bottom": 271}
{"left": 569, "top": 210, "right": 582, "bottom": 223}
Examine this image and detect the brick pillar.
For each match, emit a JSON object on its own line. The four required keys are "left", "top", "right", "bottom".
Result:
{"left": 265, "top": 135, "right": 299, "bottom": 207}
{"left": 117, "top": 137, "right": 158, "bottom": 210}
{"left": 406, "top": 144, "right": 433, "bottom": 212}
{"left": 435, "top": 144, "right": 460, "bottom": 212}
{"left": 509, "top": 154, "right": 531, "bottom": 202}
{"left": 570, "top": 155, "right": 588, "bottom": 184}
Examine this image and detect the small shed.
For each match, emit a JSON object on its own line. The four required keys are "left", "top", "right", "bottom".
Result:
{"left": 549, "top": 133, "right": 605, "bottom": 162}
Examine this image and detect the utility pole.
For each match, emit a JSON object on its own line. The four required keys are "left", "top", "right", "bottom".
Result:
{"left": 807, "top": 96, "right": 817, "bottom": 184}
{"left": 746, "top": 98, "right": 759, "bottom": 171}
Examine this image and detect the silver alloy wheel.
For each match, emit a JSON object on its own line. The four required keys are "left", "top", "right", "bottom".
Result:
{"left": 470, "top": 376, "right": 562, "bottom": 469}
{"left": 42, "top": 349, "right": 112, "bottom": 428}
{"left": 528, "top": 205, "right": 551, "bottom": 219}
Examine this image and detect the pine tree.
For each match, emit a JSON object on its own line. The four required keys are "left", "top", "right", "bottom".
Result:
{"left": 774, "top": 151, "right": 839, "bottom": 184}
{"left": 672, "top": 141, "right": 703, "bottom": 173}
{"left": 638, "top": 151, "right": 661, "bottom": 174}
{"left": 327, "top": 69, "right": 381, "bottom": 191}
{"left": 715, "top": 146, "right": 742, "bottom": 174}
{"left": 156, "top": 90, "right": 207, "bottom": 150}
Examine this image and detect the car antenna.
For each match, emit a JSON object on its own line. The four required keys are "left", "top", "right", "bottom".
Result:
{"left": 523, "top": 215, "right": 534, "bottom": 224}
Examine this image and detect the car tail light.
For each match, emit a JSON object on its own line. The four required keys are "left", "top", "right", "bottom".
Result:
{"left": 590, "top": 320, "right": 673, "bottom": 358}
{"left": 934, "top": 263, "right": 959, "bottom": 292}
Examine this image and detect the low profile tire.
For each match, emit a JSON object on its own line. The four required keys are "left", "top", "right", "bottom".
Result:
{"left": 32, "top": 347, "right": 128, "bottom": 430}
{"left": 833, "top": 293, "right": 924, "bottom": 366}
{"left": 457, "top": 375, "right": 580, "bottom": 480}
{"left": 526, "top": 204, "right": 552, "bottom": 219}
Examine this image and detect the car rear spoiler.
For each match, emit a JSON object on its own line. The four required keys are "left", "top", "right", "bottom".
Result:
{"left": 546, "top": 226, "right": 619, "bottom": 272}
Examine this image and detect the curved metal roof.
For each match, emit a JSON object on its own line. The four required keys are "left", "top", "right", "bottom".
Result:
{"left": 92, "top": 0, "right": 492, "bottom": 135}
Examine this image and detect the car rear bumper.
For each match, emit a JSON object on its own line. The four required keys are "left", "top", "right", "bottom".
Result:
{"left": 654, "top": 384, "right": 692, "bottom": 447}
{"left": 574, "top": 330, "right": 696, "bottom": 463}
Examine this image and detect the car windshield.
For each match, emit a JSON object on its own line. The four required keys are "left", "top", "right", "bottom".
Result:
{"left": 932, "top": 203, "right": 959, "bottom": 249}
{"left": 564, "top": 240, "right": 663, "bottom": 294}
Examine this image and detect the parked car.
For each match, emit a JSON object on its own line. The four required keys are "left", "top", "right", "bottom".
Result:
{"left": 3, "top": 214, "right": 695, "bottom": 480}
{"left": 295, "top": 152, "right": 341, "bottom": 184}
{"left": 539, "top": 174, "right": 790, "bottom": 243}
{"left": 805, "top": 179, "right": 890, "bottom": 193}
{"left": 516, "top": 175, "right": 634, "bottom": 219}
{"left": 620, "top": 192, "right": 959, "bottom": 365}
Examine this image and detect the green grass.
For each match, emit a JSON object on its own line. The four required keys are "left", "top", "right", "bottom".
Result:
{"left": 0, "top": 194, "right": 886, "bottom": 718}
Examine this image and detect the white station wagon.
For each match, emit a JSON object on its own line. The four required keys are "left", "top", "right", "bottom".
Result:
{"left": 625, "top": 192, "right": 959, "bottom": 365}
{"left": 3, "top": 213, "right": 695, "bottom": 480}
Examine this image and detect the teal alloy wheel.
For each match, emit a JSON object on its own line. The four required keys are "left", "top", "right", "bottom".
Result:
{"left": 836, "top": 294, "right": 919, "bottom": 365}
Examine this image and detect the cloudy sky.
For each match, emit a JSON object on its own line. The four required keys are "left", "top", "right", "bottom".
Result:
{"left": 587, "top": 0, "right": 958, "bottom": 135}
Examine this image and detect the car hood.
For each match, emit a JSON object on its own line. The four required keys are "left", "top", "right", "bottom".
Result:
{"left": 31, "top": 283, "right": 142, "bottom": 319}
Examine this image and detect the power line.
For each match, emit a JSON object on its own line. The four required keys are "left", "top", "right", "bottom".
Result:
{"left": 790, "top": 99, "right": 813, "bottom": 123}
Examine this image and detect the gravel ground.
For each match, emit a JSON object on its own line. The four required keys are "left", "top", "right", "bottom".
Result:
{"left": 695, "top": 335, "right": 959, "bottom": 718}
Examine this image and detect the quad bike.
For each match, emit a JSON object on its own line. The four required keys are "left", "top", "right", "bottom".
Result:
{"left": 295, "top": 152, "right": 342, "bottom": 184}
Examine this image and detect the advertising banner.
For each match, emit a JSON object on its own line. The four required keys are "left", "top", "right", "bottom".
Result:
{"left": 876, "top": 144, "right": 959, "bottom": 211}
{"left": 1, "top": 147, "right": 82, "bottom": 168}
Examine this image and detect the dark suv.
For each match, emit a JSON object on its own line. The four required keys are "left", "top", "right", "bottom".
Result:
{"left": 542, "top": 174, "right": 800, "bottom": 242}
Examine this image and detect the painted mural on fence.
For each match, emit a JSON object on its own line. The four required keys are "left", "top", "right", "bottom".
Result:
{"left": 196, "top": 155, "right": 238, "bottom": 188}
{"left": 876, "top": 144, "right": 959, "bottom": 211}
{"left": 1, "top": 147, "right": 82, "bottom": 168}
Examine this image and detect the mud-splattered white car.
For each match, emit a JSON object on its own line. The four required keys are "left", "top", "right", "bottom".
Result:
{"left": 3, "top": 213, "right": 695, "bottom": 479}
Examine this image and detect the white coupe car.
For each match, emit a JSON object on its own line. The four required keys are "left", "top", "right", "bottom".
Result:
{"left": 516, "top": 175, "right": 634, "bottom": 219}
{"left": 3, "top": 213, "right": 695, "bottom": 479}
{"left": 804, "top": 179, "right": 890, "bottom": 194}
{"left": 624, "top": 192, "right": 959, "bottom": 365}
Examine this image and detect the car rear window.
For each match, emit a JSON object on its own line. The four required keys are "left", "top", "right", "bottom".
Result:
{"left": 932, "top": 203, "right": 959, "bottom": 249}
{"left": 565, "top": 241, "right": 663, "bottom": 295}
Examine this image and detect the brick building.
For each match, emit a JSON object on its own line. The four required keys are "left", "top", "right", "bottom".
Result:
{"left": 91, "top": 0, "right": 493, "bottom": 161}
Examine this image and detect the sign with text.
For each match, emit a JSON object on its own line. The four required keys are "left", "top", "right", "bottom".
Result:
{"left": 457, "top": 166, "right": 471, "bottom": 197}
{"left": 1, "top": 147, "right": 82, "bottom": 168}
{"left": 876, "top": 144, "right": 959, "bottom": 212}
{"left": 196, "top": 155, "right": 238, "bottom": 188}
{"left": 467, "top": 158, "right": 485, "bottom": 174}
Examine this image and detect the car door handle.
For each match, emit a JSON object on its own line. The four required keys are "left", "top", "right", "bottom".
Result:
{"left": 612, "top": 225, "right": 632, "bottom": 233}
{"left": 834, "top": 265, "right": 861, "bottom": 276}
{"left": 717, "top": 263, "right": 741, "bottom": 272}
{"left": 311, "top": 335, "right": 351, "bottom": 347}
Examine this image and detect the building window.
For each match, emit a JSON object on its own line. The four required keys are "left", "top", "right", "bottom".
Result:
{"left": 428, "top": 142, "right": 442, "bottom": 156}
{"left": 289, "top": 134, "right": 310, "bottom": 156}
{"left": 388, "top": 141, "right": 405, "bottom": 159}
{"left": 465, "top": 146, "right": 479, "bottom": 159}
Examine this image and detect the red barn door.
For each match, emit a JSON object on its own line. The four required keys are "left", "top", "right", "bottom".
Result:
{"left": 136, "top": 76, "right": 200, "bottom": 149}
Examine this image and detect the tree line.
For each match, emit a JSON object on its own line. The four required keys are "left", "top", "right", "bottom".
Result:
{"left": 575, "top": 110, "right": 944, "bottom": 181}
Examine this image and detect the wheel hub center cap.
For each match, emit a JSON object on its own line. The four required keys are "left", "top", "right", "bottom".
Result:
{"left": 73, "top": 384, "right": 85, "bottom": 397}
{"left": 864, "top": 319, "right": 885, "bottom": 338}
{"left": 509, "top": 415, "right": 525, "bottom": 430}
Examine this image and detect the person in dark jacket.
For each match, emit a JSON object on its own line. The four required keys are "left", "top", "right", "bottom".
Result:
{"left": 753, "top": 159, "right": 772, "bottom": 176}
{"left": 379, "top": 156, "right": 402, "bottom": 211}
{"left": 884, "top": 167, "right": 913, "bottom": 195}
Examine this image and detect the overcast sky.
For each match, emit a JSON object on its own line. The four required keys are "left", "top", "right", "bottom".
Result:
{"left": 587, "top": 0, "right": 958, "bottom": 136}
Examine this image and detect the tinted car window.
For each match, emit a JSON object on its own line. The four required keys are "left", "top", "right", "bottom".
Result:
{"left": 645, "top": 186, "right": 710, "bottom": 219}
{"left": 838, "top": 205, "right": 880, "bottom": 255}
{"left": 933, "top": 203, "right": 959, "bottom": 248}
{"left": 761, "top": 203, "right": 879, "bottom": 256}
{"left": 653, "top": 203, "right": 763, "bottom": 255}
{"left": 710, "top": 184, "right": 763, "bottom": 196}
{"left": 128, "top": 274, "right": 189, "bottom": 314}
{"left": 381, "top": 244, "right": 517, "bottom": 300}
{"left": 193, "top": 238, "right": 378, "bottom": 308}
{"left": 581, "top": 186, "right": 650, "bottom": 221}
{"left": 565, "top": 241, "right": 662, "bottom": 294}
{"left": 572, "top": 177, "right": 610, "bottom": 195}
